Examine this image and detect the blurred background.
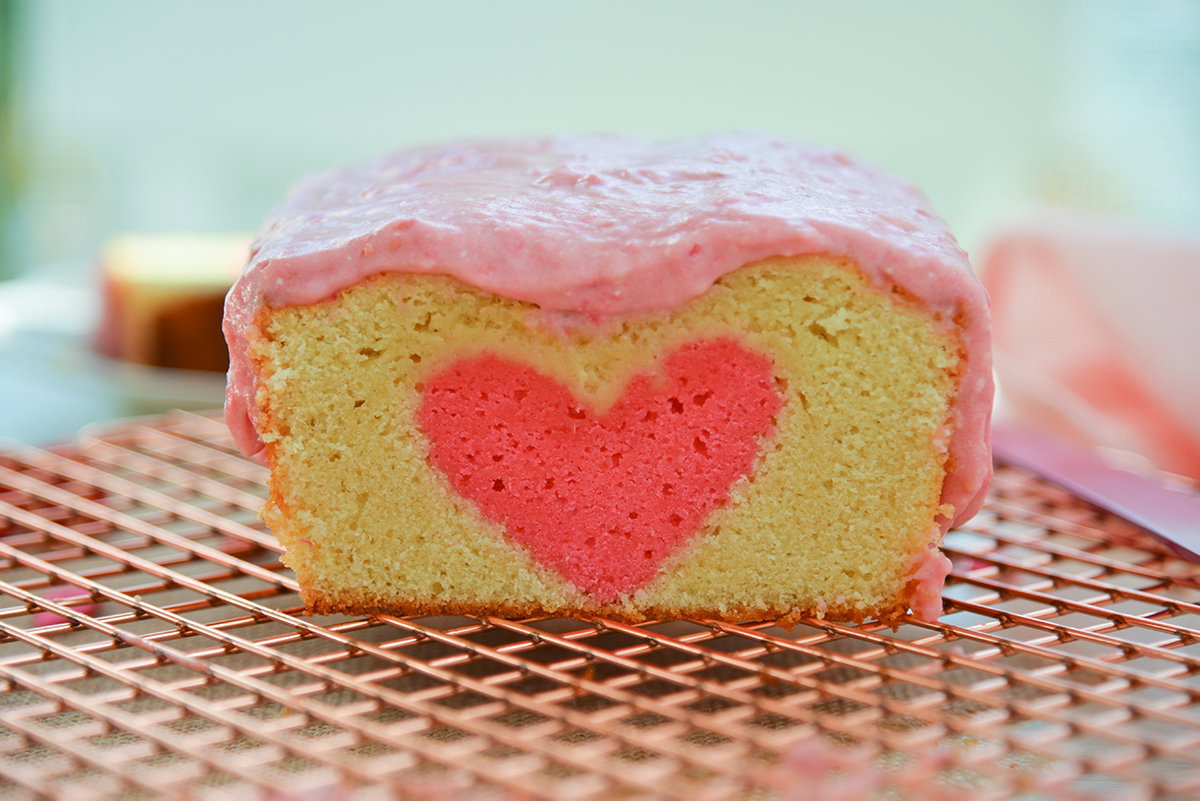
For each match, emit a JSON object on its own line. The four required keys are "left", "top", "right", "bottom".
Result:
{"left": 1, "top": 0, "right": 1198, "bottom": 454}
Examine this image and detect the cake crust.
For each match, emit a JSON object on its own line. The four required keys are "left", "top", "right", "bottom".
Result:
{"left": 297, "top": 589, "right": 908, "bottom": 630}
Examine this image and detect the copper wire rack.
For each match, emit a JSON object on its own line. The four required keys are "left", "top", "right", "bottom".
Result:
{"left": 1, "top": 411, "right": 1200, "bottom": 800}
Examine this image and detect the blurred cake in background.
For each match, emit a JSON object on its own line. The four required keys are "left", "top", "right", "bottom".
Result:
{"left": 94, "top": 233, "right": 250, "bottom": 373}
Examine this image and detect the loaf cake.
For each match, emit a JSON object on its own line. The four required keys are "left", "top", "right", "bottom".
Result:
{"left": 95, "top": 233, "right": 250, "bottom": 372}
{"left": 223, "top": 133, "right": 993, "bottom": 625}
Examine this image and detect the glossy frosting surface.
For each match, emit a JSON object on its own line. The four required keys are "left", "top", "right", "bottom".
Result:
{"left": 224, "top": 132, "right": 993, "bottom": 531}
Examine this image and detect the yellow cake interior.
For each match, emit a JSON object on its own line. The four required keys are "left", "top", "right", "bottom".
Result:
{"left": 250, "top": 255, "right": 960, "bottom": 624}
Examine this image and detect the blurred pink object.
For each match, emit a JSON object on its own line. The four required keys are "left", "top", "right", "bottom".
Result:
{"left": 33, "top": 585, "right": 100, "bottom": 627}
{"left": 980, "top": 210, "right": 1200, "bottom": 480}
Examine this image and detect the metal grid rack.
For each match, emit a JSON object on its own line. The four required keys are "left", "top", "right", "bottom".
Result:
{"left": 1, "top": 410, "right": 1199, "bottom": 800}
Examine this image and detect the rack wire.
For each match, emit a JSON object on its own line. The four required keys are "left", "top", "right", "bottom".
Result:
{"left": 1, "top": 410, "right": 1199, "bottom": 800}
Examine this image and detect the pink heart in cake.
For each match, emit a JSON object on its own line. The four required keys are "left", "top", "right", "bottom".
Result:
{"left": 418, "top": 338, "right": 783, "bottom": 602}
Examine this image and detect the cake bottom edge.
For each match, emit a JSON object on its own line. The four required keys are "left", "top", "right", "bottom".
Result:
{"left": 297, "top": 586, "right": 916, "bottom": 630}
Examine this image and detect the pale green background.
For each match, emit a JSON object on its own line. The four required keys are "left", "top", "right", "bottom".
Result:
{"left": 8, "top": 0, "right": 1199, "bottom": 273}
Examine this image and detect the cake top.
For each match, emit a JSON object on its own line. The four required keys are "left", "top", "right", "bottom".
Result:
{"left": 228, "top": 133, "right": 971, "bottom": 314}
{"left": 224, "top": 132, "right": 992, "bottom": 527}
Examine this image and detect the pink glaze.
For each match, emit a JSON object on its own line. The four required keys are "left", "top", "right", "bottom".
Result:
{"left": 418, "top": 339, "right": 782, "bottom": 600}
{"left": 906, "top": 544, "right": 954, "bottom": 622}
{"left": 223, "top": 132, "right": 992, "bottom": 562}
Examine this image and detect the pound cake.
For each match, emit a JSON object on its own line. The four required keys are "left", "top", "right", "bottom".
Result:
{"left": 95, "top": 233, "right": 251, "bottom": 372}
{"left": 223, "top": 133, "right": 993, "bottom": 625}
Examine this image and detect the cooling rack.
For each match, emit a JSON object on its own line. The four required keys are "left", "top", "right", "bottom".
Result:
{"left": 1, "top": 411, "right": 1199, "bottom": 800}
